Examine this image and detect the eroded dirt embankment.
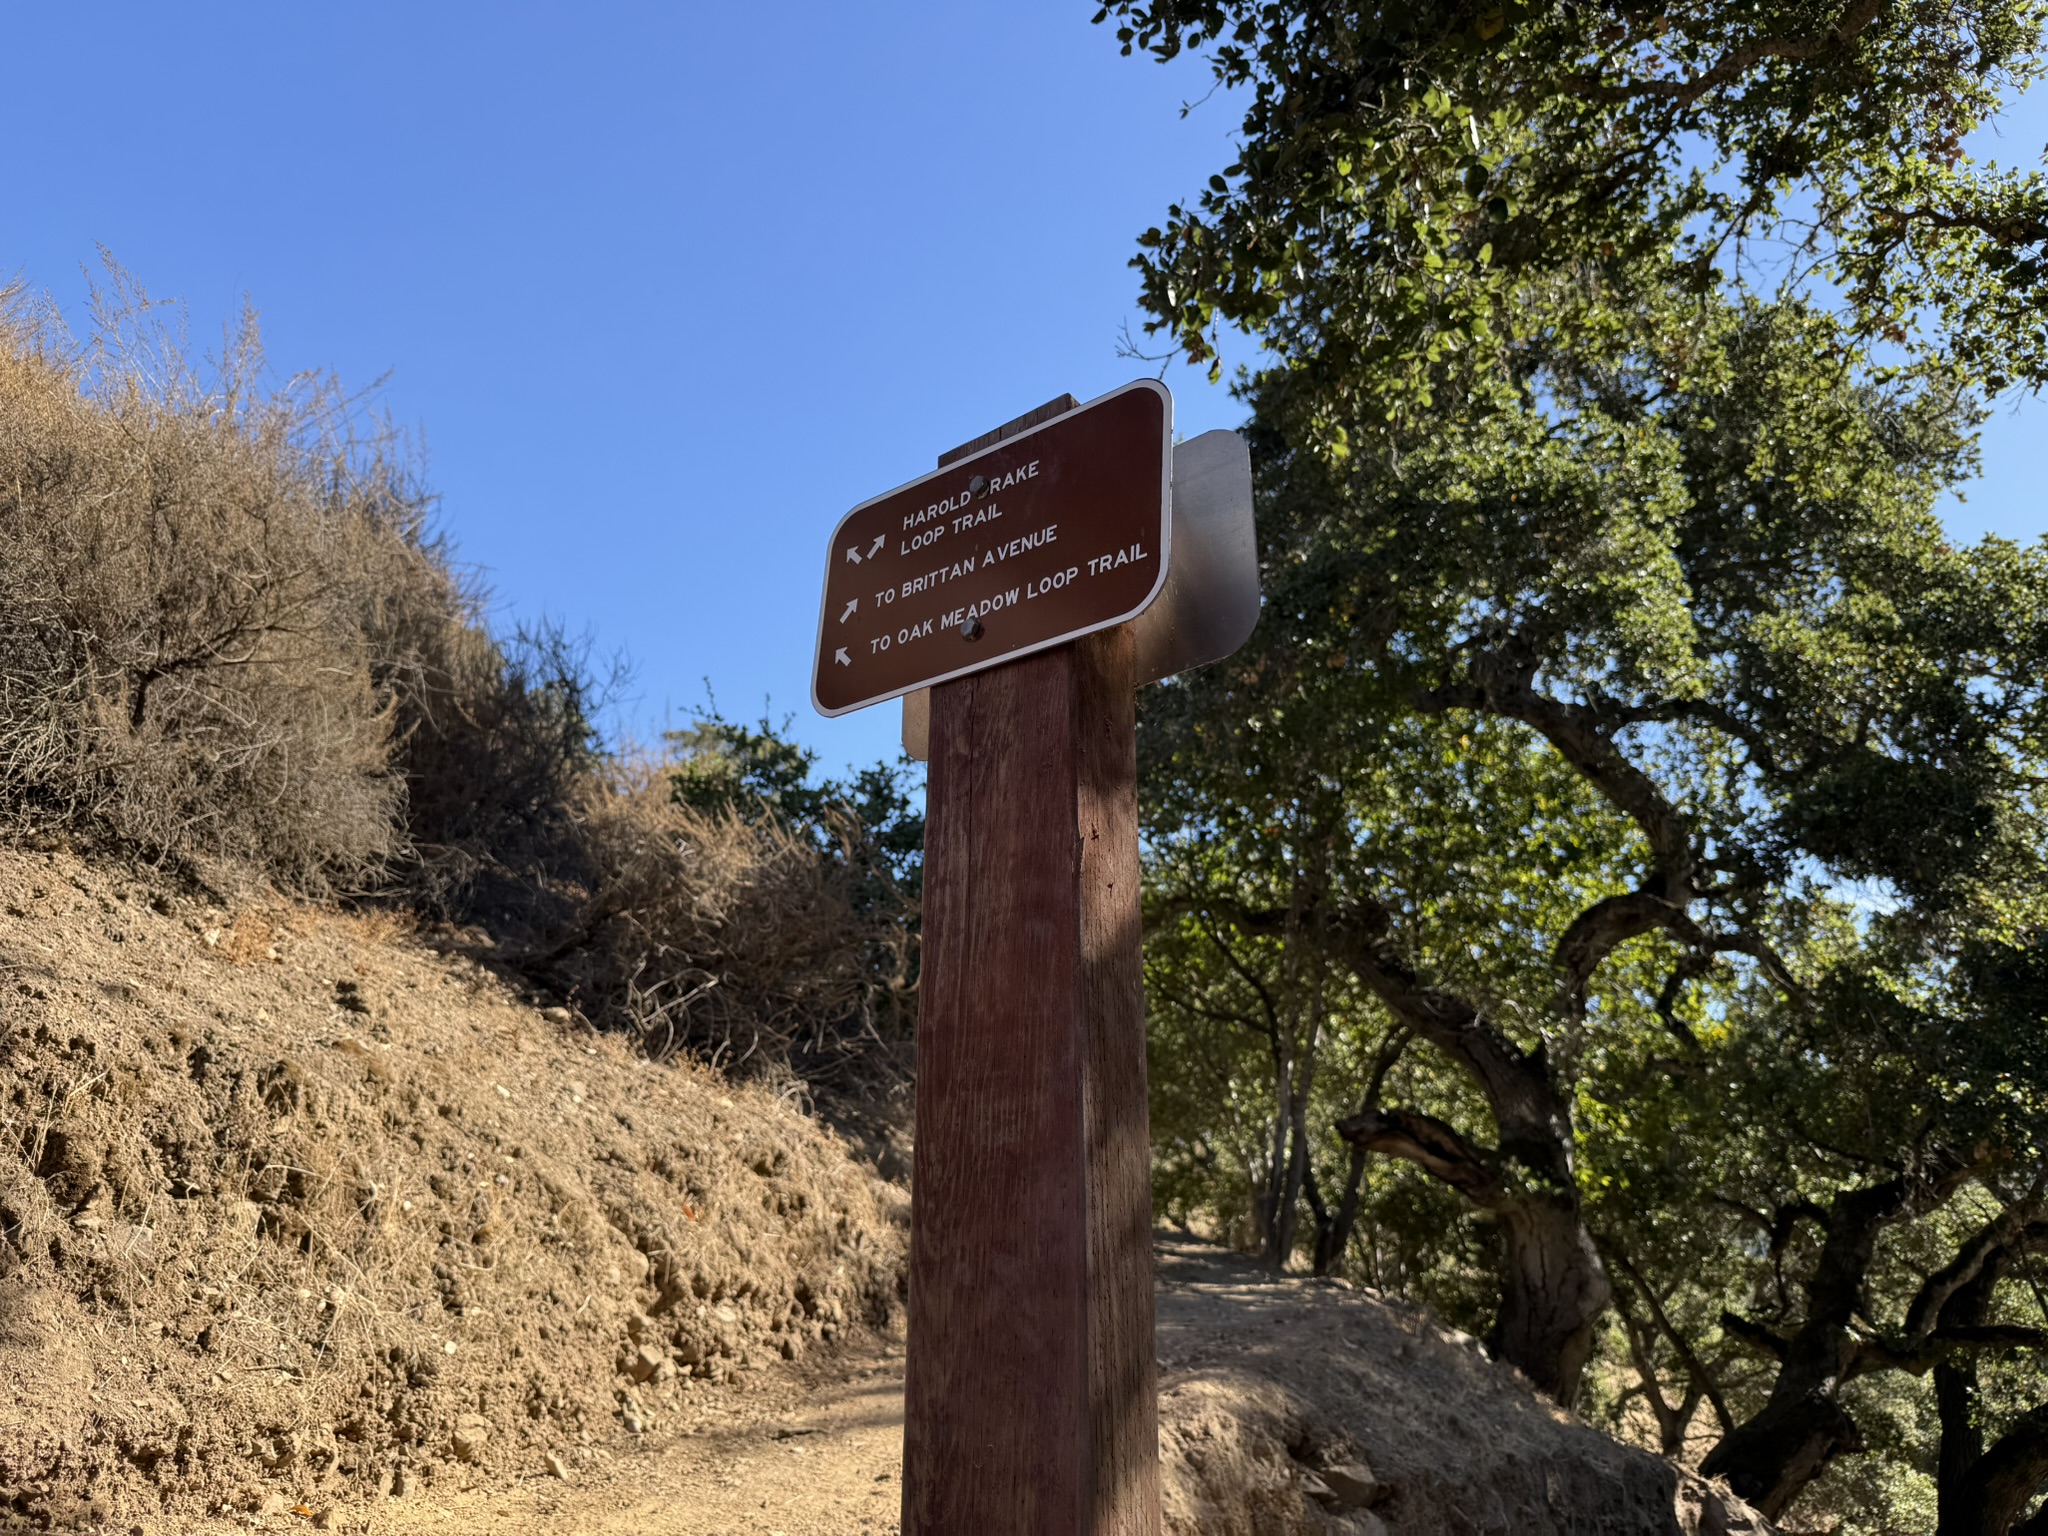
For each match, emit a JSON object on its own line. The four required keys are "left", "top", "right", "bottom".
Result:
{"left": 0, "top": 846, "right": 906, "bottom": 1533}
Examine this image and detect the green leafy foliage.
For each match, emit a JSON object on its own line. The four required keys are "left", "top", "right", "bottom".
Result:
{"left": 668, "top": 704, "right": 926, "bottom": 908}
{"left": 1099, "top": 0, "right": 2048, "bottom": 422}
{"left": 1112, "top": 2, "right": 2048, "bottom": 1505}
{"left": 665, "top": 708, "right": 925, "bottom": 1057}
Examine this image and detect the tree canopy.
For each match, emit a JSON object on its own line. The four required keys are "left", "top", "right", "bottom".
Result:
{"left": 1104, "top": 0, "right": 2048, "bottom": 425}
{"left": 1107, "top": 2, "right": 2048, "bottom": 1526}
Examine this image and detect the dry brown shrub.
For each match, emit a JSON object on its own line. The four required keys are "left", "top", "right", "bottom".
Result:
{"left": 543, "top": 760, "right": 886, "bottom": 1080}
{"left": 385, "top": 615, "right": 621, "bottom": 937}
{"left": 0, "top": 261, "right": 909, "bottom": 1105}
{"left": 0, "top": 265, "right": 450, "bottom": 889}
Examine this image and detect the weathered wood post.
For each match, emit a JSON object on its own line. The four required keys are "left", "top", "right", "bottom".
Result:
{"left": 902, "top": 399, "right": 1159, "bottom": 1536}
{"left": 810, "top": 382, "right": 1254, "bottom": 1536}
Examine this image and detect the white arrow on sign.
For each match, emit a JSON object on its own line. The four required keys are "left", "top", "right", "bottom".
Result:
{"left": 834, "top": 647, "right": 851, "bottom": 667}
{"left": 845, "top": 545, "right": 862, "bottom": 565}
{"left": 840, "top": 597, "right": 858, "bottom": 623}
{"left": 867, "top": 533, "right": 886, "bottom": 557}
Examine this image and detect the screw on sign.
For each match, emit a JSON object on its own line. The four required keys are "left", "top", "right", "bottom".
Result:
{"left": 811, "top": 382, "right": 1257, "bottom": 1536}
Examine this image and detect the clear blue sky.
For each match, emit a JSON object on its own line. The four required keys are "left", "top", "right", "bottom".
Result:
{"left": 6, "top": 7, "right": 2042, "bottom": 779}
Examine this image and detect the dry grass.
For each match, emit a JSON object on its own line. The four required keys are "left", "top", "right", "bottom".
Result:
{"left": 0, "top": 267, "right": 454, "bottom": 889}
{"left": 545, "top": 761, "right": 896, "bottom": 1083}
{"left": 0, "top": 259, "right": 906, "bottom": 1101}
{"left": 1149, "top": 1238, "right": 1769, "bottom": 1536}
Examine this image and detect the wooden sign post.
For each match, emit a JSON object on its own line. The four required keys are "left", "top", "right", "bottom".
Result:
{"left": 811, "top": 384, "right": 1256, "bottom": 1536}
{"left": 903, "top": 397, "right": 1157, "bottom": 1536}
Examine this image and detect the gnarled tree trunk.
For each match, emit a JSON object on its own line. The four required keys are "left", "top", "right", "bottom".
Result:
{"left": 1326, "top": 890, "right": 1615, "bottom": 1405}
{"left": 1700, "top": 1388, "right": 1865, "bottom": 1520}
{"left": 1339, "top": 1102, "right": 1611, "bottom": 1407}
{"left": 1704, "top": 1169, "right": 1975, "bottom": 1516}
{"left": 1497, "top": 1196, "right": 1613, "bottom": 1403}
{"left": 1943, "top": 1406, "right": 2048, "bottom": 1536}
{"left": 1934, "top": 1223, "right": 2048, "bottom": 1536}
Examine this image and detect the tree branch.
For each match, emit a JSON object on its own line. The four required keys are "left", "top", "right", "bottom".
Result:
{"left": 1903, "top": 1204, "right": 2048, "bottom": 1344}
{"left": 1574, "top": 0, "right": 1885, "bottom": 108}
{"left": 1336, "top": 1106, "right": 1514, "bottom": 1213}
{"left": 1169, "top": 887, "right": 1571, "bottom": 1178}
{"left": 1553, "top": 890, "right": 1706, "bottom": 1016}
{"left": 1610, "top": 1244, "right": 1736, "bottom": 1435}
{"left": 1720, "top": 1309, "right": 1791, "bottom": 1362}
{"left": 1654, "top": 950, "right": 1714, "bottom": 1052}
{"left": 1868, "top": 203, "right": 2048, "bottom": 247}
{"left": 1853, "top": 1325, "right": 2048, "bottom": 1378}
{"left": 1190, "top": 908, "right": 1286, "bottom": 1039}
{"left": 1616, "top": 1301, "right": 1688, "bottom": 1453}
{"left": 1415, "top": 669, "right": 1694, "bottom": 895}
{"left": 1322, "top": 906, "right": 1576, "bottom": 1185}
{"left": 1706, "top": 929, "right": 1813, "bottom": 1009}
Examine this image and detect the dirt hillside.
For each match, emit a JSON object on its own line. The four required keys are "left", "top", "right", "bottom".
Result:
{"left": 0, "top": 845, "right": 905, "bottom": 1533}
{"left": 0, "top": 844, "right": 1764, "bottom": 1535}
{"left": 1146, "top": 1238, "right": 1765, "bottom": 1536}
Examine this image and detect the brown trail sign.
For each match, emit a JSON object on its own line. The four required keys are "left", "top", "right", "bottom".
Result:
{"left": 898, "top": 425, "right": 1259, "bottom": 760}
{"left": 811, "top": 384, "right": 1256, "bottom": 1536}
{"left": 811, "top": 380, "right": 1172, "bottom": 716}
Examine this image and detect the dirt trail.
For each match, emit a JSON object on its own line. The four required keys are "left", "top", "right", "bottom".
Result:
{"left": 235, "top": 1238, "right": 1767, "bottom": 1536}
{"left": 364, "top": 1339, "right": 908, "bottom": 1536}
